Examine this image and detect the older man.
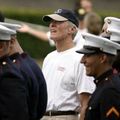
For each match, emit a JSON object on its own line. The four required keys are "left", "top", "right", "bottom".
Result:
{"left": 42, "top": 8, "right": 95, "bottom": 120}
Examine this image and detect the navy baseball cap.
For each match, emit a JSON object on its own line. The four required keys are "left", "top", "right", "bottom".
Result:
{"left": 43, "top": 8, "right": 79, "bottom": 27}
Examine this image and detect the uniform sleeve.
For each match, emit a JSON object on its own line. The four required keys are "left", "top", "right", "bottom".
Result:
{"left": 0, "top": 73, "right": 29, "bottom": 120}
{"left": 100, "top": 88, "right": 120, "bottom": 120}
{"left": 75, "top": 63, "right": 96, "bottom": 94}
{"left": 36, "top": 68, "right": 48, "bottom": 119}
{"left": 28, "top": 58, "right": 48, "bottom": 119}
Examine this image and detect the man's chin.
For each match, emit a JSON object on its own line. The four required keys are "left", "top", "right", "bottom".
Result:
{"left": 86, "top": 72, "right": 92, "bottom": 76}
{"left": 50, "top": 36, "right": 56, "bottom": 40}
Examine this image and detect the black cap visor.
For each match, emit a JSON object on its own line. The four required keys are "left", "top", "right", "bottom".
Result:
{"left": 76, "top": 48, "right": 97, "bottom": 54}
{"left": 76, "top": 46, "right": 102, "bottom": 54}
{"left": 43, "top": 16, "right": 52, "bottom": 22}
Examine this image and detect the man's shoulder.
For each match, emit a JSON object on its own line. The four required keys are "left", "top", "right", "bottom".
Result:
{"left": 0, "top": 58, "right": 23, "bottom": 80}
{"left": 69, "top": 47, "right": 83, "bottom": 60}
{"left": 44, "top": 50, "right": 57, "bottom": 59}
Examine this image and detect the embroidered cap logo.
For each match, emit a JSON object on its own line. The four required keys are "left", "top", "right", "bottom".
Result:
{"left": 54, "top": 9, "right": 63, "bottom": 14}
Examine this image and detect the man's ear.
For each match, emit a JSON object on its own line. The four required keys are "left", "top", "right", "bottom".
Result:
{"left": 100, "top": 54, "right": 107, "bottom": 63}
{"left": 0, "top": 42, "right": 9, "bottom": 52}
{"left": 0, "top": 42, "right": 3, "bottom": 51}
{"left": 68, "top": 26, "right": 77, "bottom": 34}
{"left": 10, "top": 36, "right": 16, "bottom": 44}
{"left": 9, "top": 37, "right": 16, "bottom": 50}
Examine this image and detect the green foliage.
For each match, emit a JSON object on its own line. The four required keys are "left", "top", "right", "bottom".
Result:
{"left": 95, "top": 10, "right": 120, "bottom": 18}
{"left": 17, "top": 33, "right": 55, "bottom": 59}
{"left": 3, "top": 8, "right": 49, "bottom": 26}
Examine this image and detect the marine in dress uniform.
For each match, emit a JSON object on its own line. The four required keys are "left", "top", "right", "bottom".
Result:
{"left": 0, "top": 22, "right": 47, "bottom": 120}
{"left": 76, "top": 33, "right": 120, "bottom": 120}
{"left": 0, "top": 25, "right": 29, "bottom": 120}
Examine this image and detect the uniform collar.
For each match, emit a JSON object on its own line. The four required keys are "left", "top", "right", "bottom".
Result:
{"left": 0, "top": 55, "right": 10, "bottom": 66}
{"left": 9, "top": 52, "right": 20, "bottom": 60}
{"left": 94, "top": 69, "right": 113, "bottom": 86}
{"left": 21, "top": 52, "right": 28, "bottom": 58}
{"left": 0, "top": 55, "right": 8, "bottom": 60}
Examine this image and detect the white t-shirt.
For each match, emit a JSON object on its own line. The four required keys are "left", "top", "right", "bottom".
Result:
{"left": 42, "top": 47, "right": 95, "bottom": 111}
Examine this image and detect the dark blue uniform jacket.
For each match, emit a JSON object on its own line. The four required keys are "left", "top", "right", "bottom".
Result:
{"left": 85, "top": 69, "right": 120, "bottom": 120}
{"left": 0, "top": 56, "right": 29, "bottom": 120}
{"left": 10, "top": 53, "right": 47, "bottom": 120}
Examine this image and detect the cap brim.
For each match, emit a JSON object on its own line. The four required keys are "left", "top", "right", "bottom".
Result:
{"left": 76, "top": 47, "right": 97, "bottom": 54}
{"left": 0, "top": 22, "right": 21, "bottom": 30}
{"left": 43, "top": 14, "right": 68, "bottom": 22}
{"left": 0, "top": 24, "right": 16, "bottom": 34}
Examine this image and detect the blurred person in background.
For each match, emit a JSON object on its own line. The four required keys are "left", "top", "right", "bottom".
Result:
{"left": 80, "top": 0, "right": 93, "bottom": 13}
{"left": 84, "top": 12, "right": 102, "bottom": 35}
{"left": 73, "top": 2, "right": 102, "bottom": 49}
{"left": 74, "top": 0, "right": 93, "bottom": 16}
{"left": 74, "top": 0, "right": 94, "bottom": 32}
{"left": 74, "top": 8, "right": 86, "bottom": 32}
{"left": 73, "top": 0, "right": 87, "bottom": 31}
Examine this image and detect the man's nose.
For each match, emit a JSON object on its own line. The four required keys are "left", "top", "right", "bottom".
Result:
{"left": 80, "top": 55, "right": 85, "bottom": 64}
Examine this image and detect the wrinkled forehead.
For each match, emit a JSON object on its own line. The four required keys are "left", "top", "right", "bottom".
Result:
{"left": 49, "top": 20, "right": 68, "bottom": 26}
{"left": 49, "top": 20, "right": 73, "bottom": 28}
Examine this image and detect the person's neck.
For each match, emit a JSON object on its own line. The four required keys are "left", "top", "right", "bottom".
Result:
{"left": 95, "top": 66, "right": 112, "bottom": 78}
{"left": 55, "top": 38, "right": 75, "bottom": 52}
{"left": 9, "top": 46, "right": 23, "bottom": 56}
